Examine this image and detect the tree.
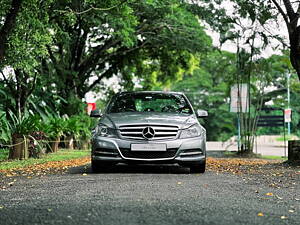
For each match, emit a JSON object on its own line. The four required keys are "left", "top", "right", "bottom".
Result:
{"left": 0, "top": 0, "right": 23, "bottom": 63}
{"left": 172, "top": 50, "right": 237, "bottom": 141}
{"left": 224, "top": 0, "right": 300, "bottom": 80}
{"left": 0, "top": 0, "right": 52, "bottom": 117}
{"left": 40, "top": 0, "right": 212, "bottom": 115}
{"left": 270, "top": 0, "right": 300, "bottom": 80}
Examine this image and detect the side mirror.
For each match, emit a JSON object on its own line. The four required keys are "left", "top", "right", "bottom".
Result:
{"left": 90, "top": 109, "right": 102, "bottom": 118}
{"left": 196, "top": 109, "right": 208, "bottom": 118}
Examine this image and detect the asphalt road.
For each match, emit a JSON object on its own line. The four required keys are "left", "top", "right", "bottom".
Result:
{"left": 0, "top": 164, "right": 299, "bottom": 225}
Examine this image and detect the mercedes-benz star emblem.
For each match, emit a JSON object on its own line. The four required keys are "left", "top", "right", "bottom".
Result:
{"left": 142, "top": 126, "right": 155, "bottom": 139}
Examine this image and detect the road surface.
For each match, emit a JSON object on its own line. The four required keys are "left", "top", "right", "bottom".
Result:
{"left": 0, "top": 164, "right": 299, "bottom": 225}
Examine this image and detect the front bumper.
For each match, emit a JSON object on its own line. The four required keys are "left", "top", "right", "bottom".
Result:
{"left": 91, "top": 136, "right": 206, "bottom": 165}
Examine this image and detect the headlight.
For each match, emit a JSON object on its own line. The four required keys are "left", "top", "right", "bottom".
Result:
{"left": 179, "top": 124, "right": 205, "bottom": 139}
{"left": 94, "top": 124, "right": 117, "bottom": 138}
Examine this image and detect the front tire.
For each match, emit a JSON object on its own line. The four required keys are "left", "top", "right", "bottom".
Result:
{"left": 190, "top": 162, "right": 206, "bottom": 173}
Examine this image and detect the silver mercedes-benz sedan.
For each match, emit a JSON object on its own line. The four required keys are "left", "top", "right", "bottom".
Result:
{"left": 90, "top": 91, "right": 208, "bottom": 173}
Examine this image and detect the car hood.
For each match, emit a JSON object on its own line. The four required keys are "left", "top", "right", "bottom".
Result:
{"left": 100, "top": 112, "right": 198, "bottom": 129}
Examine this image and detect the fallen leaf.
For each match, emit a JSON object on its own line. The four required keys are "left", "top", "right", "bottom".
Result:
{"left": 257, "top": 212, "right": 264, "bottom": 217}
{"left": 266, "top": 193, "right": 274, "bottom": 196}
{"left": 276, "top": 195, "right": 283, "bottom": 200}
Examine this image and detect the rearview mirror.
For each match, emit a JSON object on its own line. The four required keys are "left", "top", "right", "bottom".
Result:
{"left": 196, "top": 109, "right": 208, "bottom": 118}
{"left": 90, "top": 109, "right": 102, "bottom": 118}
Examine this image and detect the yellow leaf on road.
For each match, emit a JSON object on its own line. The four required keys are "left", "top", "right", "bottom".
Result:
{"left": 257, "top": 212, "right": 264, "bottom": 217}
{"left": 266, "top": 193, "right": 273, "bottom": 196}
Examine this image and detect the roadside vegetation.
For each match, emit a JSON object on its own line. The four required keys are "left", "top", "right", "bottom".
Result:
{"left": 1, "top": 0, "right": 300, "bottom": 161}
{"left": 0, "top": 149, "right": 90, "bottom": 171}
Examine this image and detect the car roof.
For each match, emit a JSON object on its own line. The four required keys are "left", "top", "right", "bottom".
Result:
{"left": 117, "top": 91, "right": 185, "bottom": 95}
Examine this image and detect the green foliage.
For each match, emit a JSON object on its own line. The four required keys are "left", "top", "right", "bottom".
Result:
{"left": 0, "top": 149, "right": 9, "bottom": 161}
{"left": 43, "top": 117, "right": 66, "bottom": 140}
{"left": 172, "top": 50, "right": 237, "bottom": 141}
{"left": 39, "top": 0, "right": 212, "bottom": 115}
{"left": 64, "top": 114, "right": 95, "bottom": 140}
{"left": 2, "top": 0, "right": 52, "bottom": 72}
{"left": 0, "top": 111, "right": 11, "bottom": 144}
{"left": 2, "top": 0, "right": 300, "bottom": 150}
{"left": 8, "top": 112, "right": 44, "bottom": 137}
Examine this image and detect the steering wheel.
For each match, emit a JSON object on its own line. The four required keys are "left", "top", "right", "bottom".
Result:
{"left": 161, "top": 105, "right": 175, "bottom": 112}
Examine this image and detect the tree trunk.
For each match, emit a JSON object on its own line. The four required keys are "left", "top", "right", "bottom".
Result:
{"left": 0, "top": 0, "right": 23, "bottom": 62}
{"left": 9, "top": 137, "right": 28, "bottom": 160}
{"left": 65, "top": 135, "right": 74, "bottom": 150}
{"left": 48, "top": 137, "right": 60, "bottom": 153}
{"left": 289, "top": 26, "right": 300, "bottom": 80}
{"left": 288, "top": 140, "right": 300, "bottom": 163}
{"left": 76, "top": 139, "right": 90, "bottom": 150}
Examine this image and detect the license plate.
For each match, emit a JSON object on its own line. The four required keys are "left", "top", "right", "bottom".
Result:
{"left": 131, "top": 144, "right": 167, "bottom": 151}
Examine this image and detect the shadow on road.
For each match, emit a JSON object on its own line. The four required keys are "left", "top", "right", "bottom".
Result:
{"left": 68, "top": 163, "right": 191, "bottom": 175}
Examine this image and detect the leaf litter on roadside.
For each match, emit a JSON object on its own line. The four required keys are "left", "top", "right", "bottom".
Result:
{"left": 207, "top": 157, "right": 300, "bottom": 188}
{"left": 0, "top": 157, "right": 90, "bottom": 177}
{"left": 0, "top": 156, "right": 299, "bottom": 191}
{"left": 0, "top": 157, "right": 90, "bottom": 189}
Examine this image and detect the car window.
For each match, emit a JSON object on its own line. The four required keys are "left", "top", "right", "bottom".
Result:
{"left": 108, "top": 93, "right": 192, "bottom": 114}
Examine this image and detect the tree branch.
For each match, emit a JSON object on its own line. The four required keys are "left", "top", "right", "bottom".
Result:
{"left": 0, "top": 0, "right": 23, "bottom": 61}
{"left": 271, "top": 0, "right": 290, "bottom": 26}
{"left": 87, "top": 65, "right": 117, "bottom": 91}
{"left": 27, "top": 72, "right": 38, "bottom": 97}
{"left": 74, "top": 28, "right": 89, "bottom": 70}
{"left": 0, "top": 69, "right": 15, "bottom": 94}
{"left": 283, "top": 0, "right": 296, "bottom": 20}
{"left": 55, "top": 0, "right": 129, "bottom": 15}
{"left": 77, "top": 39, "right": 121, "bottom": 76}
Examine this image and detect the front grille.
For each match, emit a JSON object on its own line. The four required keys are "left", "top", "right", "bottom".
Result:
{"left": 119, "top": 124, "right": 179, "bottom": 140}
{"left": 120, "top": 148, "right": 177, "bottom": 159}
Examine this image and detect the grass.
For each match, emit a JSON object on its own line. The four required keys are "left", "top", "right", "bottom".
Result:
{"left": 0, "top": 149, "right": 90, "bottom": 171}
{"left": 275, "top": 135, "right": 298, "bottom": 141}
{"left": 0, "top": 149, "right": 9, "bottom": 161}
{"left": 259, "top": 155, "right": 288, "bottom": 160}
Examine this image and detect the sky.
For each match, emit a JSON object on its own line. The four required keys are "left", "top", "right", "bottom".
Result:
{"left": 206, "top": 1, "right": 289, "bottom": 58}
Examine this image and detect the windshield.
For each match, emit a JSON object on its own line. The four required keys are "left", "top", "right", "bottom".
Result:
{"left": 107, "top": 93, "right": 193, "bottom": 114}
